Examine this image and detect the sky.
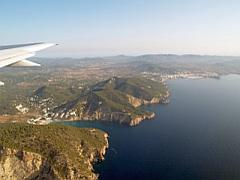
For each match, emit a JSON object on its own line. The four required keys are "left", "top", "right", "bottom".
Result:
{"left": 1, "top": 0, "right": 240, "bottom": 57}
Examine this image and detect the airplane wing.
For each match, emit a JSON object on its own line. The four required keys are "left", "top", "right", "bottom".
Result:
{"left": 0, "top": 42, "right": 57, "bottom": 68}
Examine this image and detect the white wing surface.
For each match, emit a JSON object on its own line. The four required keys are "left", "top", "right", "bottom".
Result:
{"left": 0, "top": 42, "right": 57, "bottom": 68}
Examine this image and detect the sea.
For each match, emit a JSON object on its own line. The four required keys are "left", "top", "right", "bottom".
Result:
{"left": 64, "top": 74, "right": 240, "bottom": 180}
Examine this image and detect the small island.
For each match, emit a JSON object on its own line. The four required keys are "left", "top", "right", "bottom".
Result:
{"left": 0, "top": 123, "right": 108, "bottom": 179}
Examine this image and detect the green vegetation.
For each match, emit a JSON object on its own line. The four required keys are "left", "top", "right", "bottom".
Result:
{"left": 53, "top": 77, "right": 169, "bottom": 125}
{"left": 0, "top": 71, "right": 169, "bottom": 126}
{"left": 114, "top": 77, "right": 168, "bottom": 100}
{"left": 0, "top": 67, "right": 90, "bottom": 115}
{"left": 33, "top": 85, "right": 82, "bottom": 105}
{"left": 91, "top": 77, "right": 168, "bottom": 114}
{"left": 0, "top": 123, "right": 108, "bottom": 179}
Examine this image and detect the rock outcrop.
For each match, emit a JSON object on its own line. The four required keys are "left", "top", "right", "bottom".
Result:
{"left": 0, "top": 147, "right": 58, "bottom": 180}
{"left": 0, "top": 123, "right": 109, "bottom": 180}
{"left": 127, "top": 94, "right": 164, "bottom": 107}
{"left": 130, "top": 112, "right": 155, "bottom": 126}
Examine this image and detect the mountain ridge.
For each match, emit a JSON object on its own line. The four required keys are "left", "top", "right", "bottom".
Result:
{"left": 49, "top": 77, "right": 169, "bottom": 126}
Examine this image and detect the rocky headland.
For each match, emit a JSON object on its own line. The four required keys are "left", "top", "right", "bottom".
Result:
{"left": 0, "top": 123, "right": 109, "bottom": 180}
{"left": 49, "top": 77, "right": 170, "bottom": 126}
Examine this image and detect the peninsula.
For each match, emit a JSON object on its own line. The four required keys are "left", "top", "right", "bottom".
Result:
{"left": 31, "top": 77, "right": 170, "bottom": 126}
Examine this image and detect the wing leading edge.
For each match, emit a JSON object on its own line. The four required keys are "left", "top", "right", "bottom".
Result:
{"left": 0, "top": 42, "right": 57, "bottom": 68}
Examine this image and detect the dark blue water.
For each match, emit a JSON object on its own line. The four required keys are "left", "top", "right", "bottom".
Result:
{"left": 65, "top": 75, "right": 240, "bottom": 180}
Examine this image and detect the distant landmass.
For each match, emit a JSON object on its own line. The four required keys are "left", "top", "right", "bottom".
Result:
{"left": 0, "top": 123, "right": 108, "bottom": 179}
{"left": 1, "top": 53, "right": 240, "bottom": 117}
{"left": 32, "top": 54, "right": 240, "bottom": 75}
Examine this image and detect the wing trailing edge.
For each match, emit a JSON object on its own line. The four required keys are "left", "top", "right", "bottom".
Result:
{"left": 9, "top": 59, "right": 41, "bottom": 67}
{"left": 0, "top": 42, "right": 57, "bottom": 68}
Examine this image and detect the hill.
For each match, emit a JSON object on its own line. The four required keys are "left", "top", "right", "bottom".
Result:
{"left": 52, "top": 77, "right": 169, "bottom": 126}
{"left": 0, "top": 123, "right": 108, "bottom": 179}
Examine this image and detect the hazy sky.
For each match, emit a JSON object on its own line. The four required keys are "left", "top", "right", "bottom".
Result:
{"left": 1, "top": 0, "right": 240, "bottom": 57}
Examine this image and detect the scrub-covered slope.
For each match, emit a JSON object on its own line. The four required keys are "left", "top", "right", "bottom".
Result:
{"left": 0, "top": 123, "right": 108, "bottom": 179}
{"left": 53, "top": 77, "right": 169, "bottom": 126}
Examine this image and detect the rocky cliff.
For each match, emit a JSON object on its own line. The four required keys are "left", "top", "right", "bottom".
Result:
{"left": 0, "top": 123, "right": 109, "bottom": 180}
{"left": 0, "top": 147, "right": 58, "bottom": 180}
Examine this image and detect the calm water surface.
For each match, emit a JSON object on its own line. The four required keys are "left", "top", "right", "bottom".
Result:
{"left": 65, "top": 75, "right": 240, "bottom": 180}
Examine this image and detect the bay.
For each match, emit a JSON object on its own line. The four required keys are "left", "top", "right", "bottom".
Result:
{"left": 65, "top": 75, "right": 240, "bottom": 180}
